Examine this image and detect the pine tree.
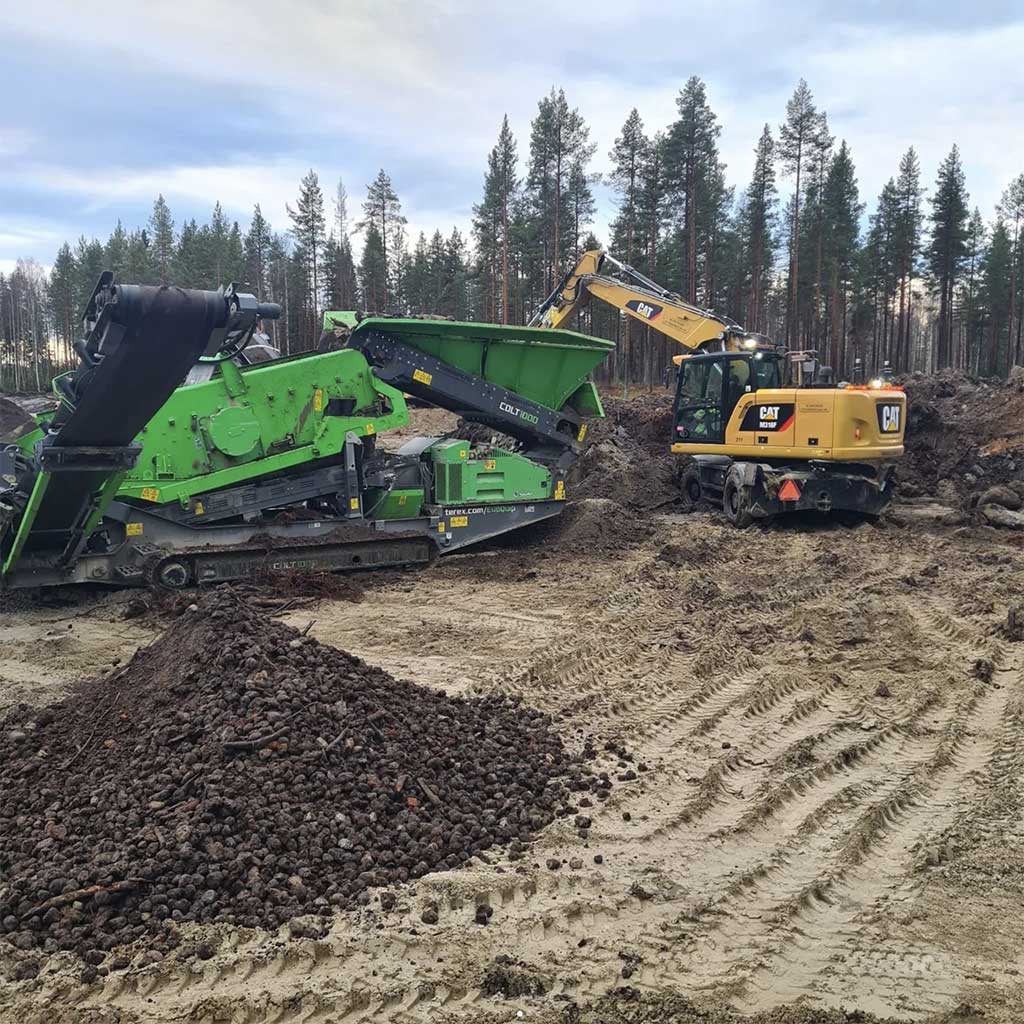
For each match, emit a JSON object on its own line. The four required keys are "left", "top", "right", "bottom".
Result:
{"left": 778, "top": 79, "right": 826, "bottom": 346}
{"left": 175, "top": 219, "right": 203, "bottom": 288}
{"left": 49, "top": 242, "right": 77, "bottom": 360}
{"left": 927, "top": 145, "right": 970, "bottom": 369}
{"left": 74, "top": 237, "right": 105, "bottom": 308}
{"left": 358, "top": 170, "right": 406, "bottom": 310}
{"left": 893, "top": 148, "right": 924, "bottom": 369}
{"left": 359, "top": 220, "right": 388, "bottom": 311}
{"left": 609, "top": 108, "right": 650, "bottom": 381}
{"left": 287, "top": 170, "right": 327, "bottom": 343}
{"left": 122, "top": 229, "right": 154, "bottom": 284}
{"left": 740, "top": 126, "right": 778, "bottom": 334}
{"left": 148, "top": 195, "right": 175, "bottom": 284}
{"left": 244, "top": 205, "right": 273, "bottom": 299}
{"left": 802, "top": 113, "right": 834, "bottom": 347}
{"left": 609, "top": 109, "right": 649, "bottom": 269}
{"left": 982, "top": 219, "right": 1012, "bottom": 374}
{"left": 334, "top": 178, "right": 350, "bottom": 241}
{"left": 104, "top": 221, "right": 128, "bottom": 276}
{"left": 473, "top": 116, "right": 520, "bottom": 323}
{"left": 961, "top": 208, "right": 986, "bottom": 371}
{"left": 664, "top": 76, "right": 722, "bottom": 304}
{"left": 527, "top": 88, "right": 595, "bottom": 292}
{"left": 997, "top": 174, "right": 1024, "bottom": 366}
{"left": 821, "top": 141, "right": 861, "bottom": 371}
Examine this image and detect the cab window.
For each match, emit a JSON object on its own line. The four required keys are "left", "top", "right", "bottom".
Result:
{"left": 675, "top": 360, "right": 724, "bottom": 443}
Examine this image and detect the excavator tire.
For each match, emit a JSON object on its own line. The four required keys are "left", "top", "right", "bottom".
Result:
{"left": 681, "top": 464, "right": 704, "bottom": 505}
{"left": 722, "top": 466, "right": 754, "bottom": 528}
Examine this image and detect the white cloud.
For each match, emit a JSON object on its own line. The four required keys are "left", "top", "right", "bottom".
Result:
{"left": 1, "top": 0, "right": 1023, "bottom": 265}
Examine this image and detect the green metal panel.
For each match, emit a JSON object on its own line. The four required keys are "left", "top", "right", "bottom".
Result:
{"left": 368, "top": 488, "right": 425, "bottom": 520}
{"left": 347, "top": 318, "right": 614, "bottom": 415}
{"left": 428, "top": 441, "right": 553, "bottom": 504}
{"left": 117, "top": 348, "right": 410, "bottom": 505}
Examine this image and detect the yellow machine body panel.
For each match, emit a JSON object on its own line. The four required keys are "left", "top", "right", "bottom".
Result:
{"left": 672, "top": 387, "right": 906, "bottom": 462}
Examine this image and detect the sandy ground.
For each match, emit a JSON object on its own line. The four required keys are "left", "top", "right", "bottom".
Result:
{"left": 3, "top": 499, "right": 1024, "bottom": 1021}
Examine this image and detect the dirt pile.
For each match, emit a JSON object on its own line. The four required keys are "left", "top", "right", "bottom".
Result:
{"left": 901, "top": 371, "right": 1024, "bottom": 500}
{"left": 575, "top": 394, "right": 683, "bottom": 510}
{"left": 0, "top": 592, "right": 600, "bottom": 961}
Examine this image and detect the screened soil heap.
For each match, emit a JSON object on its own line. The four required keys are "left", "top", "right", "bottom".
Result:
{"left": 0, "top": 592, "right": 600, "bottom": 959}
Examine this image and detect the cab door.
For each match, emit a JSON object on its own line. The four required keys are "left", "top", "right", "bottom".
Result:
{"left": 674, "top": 358, "right": 725, "bottom": 443}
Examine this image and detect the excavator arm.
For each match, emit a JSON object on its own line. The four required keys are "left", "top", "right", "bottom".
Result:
{"left": 529, "top": 249, "right": 750, "bottom": 354}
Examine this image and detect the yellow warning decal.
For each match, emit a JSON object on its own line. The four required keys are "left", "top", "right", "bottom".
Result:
{"left": 365, "top": 422, "right": 376, "bottom": 435}
{"left": 398, "top": 494, "right": 407, "bottom": 505}
{"left": 459, "top": 448, "right": 467, "bottom": 458}
{"left": 450, "top": 515, "right": 468, "bottom": 527}
{"left": 126, "top": 523, "right": 144, "bottom": 537}
{"left": 577, "top": 423, "right": 588, "bottom": 442}
{"left": 313, "top": 388, "right": 324, "bottom": 413}
{"left": 349, "top": 497, "right": 360, "bottom": 510}
{"left": 554, "top": 480, "right": 566, "bottom": 501}
{"left": 413, "top": 368, "right": 433, "bottom": 386}
{"left": 140, "top": 487, "right": 160, "bottom": 502}
{"left": 194, "top": 501, "right": 205, "bottom": 516}
{"left": 484, "top": 459, "right": 497, "bottom": 470}
{"left": 438, "top": 522, "right": 446, "bottom": 533}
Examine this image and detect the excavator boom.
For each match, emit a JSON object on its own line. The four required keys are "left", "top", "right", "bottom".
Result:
{"left": 530, "top": 250, "right": 746, "bottom": 353}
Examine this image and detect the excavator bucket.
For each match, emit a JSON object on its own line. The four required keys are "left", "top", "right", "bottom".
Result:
{"left": 348, "top": 318, "right": 613, "bottom": 417}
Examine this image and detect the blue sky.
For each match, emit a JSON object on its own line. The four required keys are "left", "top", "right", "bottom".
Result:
{"left": 1, "top": 0, "right": 1023, "bottom": 275}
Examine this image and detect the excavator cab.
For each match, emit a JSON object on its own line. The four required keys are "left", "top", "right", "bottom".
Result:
{"left": 673, "top": 350, "right": 784, "bottom": 444}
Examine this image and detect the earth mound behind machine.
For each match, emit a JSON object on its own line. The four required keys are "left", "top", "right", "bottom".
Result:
{"left": 532, "top": 248, "right": 907, "bottom": 524}
{"left": 0, "top": 275, "right": 613, "bottom": 589}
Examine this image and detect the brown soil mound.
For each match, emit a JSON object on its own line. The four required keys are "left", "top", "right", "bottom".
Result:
{"left": 0, "top": 592, "right": 604, "bottom": 962}
{"left": 550, "top": 498, "right": 656, "bottom": 552}
{"left": 901, "top": 371, "right": 1024, "bottom": 500}
{"left": 575, "top": 396, "right": 684, "bottom": 511}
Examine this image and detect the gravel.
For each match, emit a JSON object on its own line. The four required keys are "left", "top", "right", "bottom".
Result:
{"left": 0, "top": 591, "right": 603, "bottom": 959}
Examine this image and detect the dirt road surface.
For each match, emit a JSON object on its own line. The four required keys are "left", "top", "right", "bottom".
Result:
{"left": 2, "top": 505, "right": 1022, "bottom": 1023}
{"left": 3, "top": 386, "right": 1024, "bottom": 1023}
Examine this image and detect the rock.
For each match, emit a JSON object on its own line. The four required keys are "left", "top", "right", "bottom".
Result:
{"left": 574, "top": 815, "right": 592, "bottom": 830}
{"left": 420, "top": 908, "right": 439, "bottom": 926}
{"left": 594, "top": 854, "right": 604, "bottom": 865}
{"left": 569, "top": 858, "right": 584, "bottom": 870}
{"left": 379, "top": 892, "right": 396, "bottom": 912}
{"left": 983, "top": 505, "right": 1024, "bottom": 529}
{"left": 1007, "top": 606, "right": 1024, "bottom": 641}
{"left": 474, "top": 904, "right": 492, "bottom": 925}
{"left": 972, "top": 659, "right": 995, "bottom": 682}
{"left": 979, "top": 485, "right": 1022, "bottom": 511}
{"left": 13, "top": 959, "right": 40, "bottom": 981}
{"left": 546, "top": 858, "right": 562, "bottom": 871}
{"left": 875, "top": 681, "right": 891, "bottom": 698}
{"left": 622, "top": 812, "right": 632, "bottom": 822}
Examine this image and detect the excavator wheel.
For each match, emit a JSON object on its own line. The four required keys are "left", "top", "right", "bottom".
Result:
{"left": 722, "top": 467, "right": 754, "bottom": 528}
{"left": 681, "top": 465, "right": 703, "bottom": 505}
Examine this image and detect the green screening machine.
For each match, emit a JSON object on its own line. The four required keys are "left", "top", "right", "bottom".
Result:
{"left": 0, "top": 275, "right": 613, "bottom": 589}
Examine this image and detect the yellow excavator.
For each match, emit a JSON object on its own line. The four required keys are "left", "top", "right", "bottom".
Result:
{"left": 531, "top": 250, "right": 906, "bottom": 525}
